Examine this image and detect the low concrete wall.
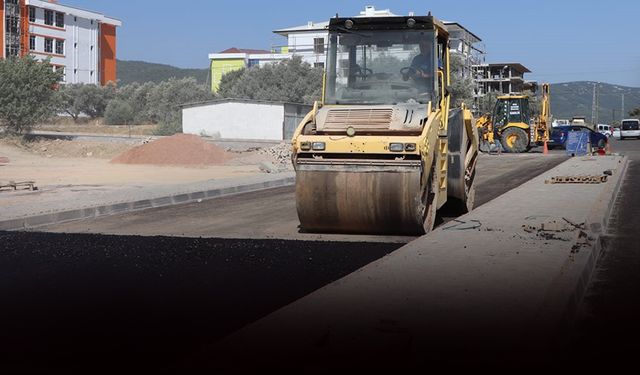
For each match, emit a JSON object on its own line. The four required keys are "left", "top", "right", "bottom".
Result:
{"left": 182, "top": 102, "right": 284, "bottom": 140}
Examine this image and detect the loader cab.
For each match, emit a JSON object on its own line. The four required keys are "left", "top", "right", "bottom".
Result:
{"left": 324, "top": 16, "right": 447, "bottom": 107}
{"left": 492, "top": 96, "right": 530, "bottom": 130}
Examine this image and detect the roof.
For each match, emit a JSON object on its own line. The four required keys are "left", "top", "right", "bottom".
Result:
{"left": 273, "top": 6, "right": 396, "bottom": 36}
{"left": 179, "top": 98, "right": 313, "bottom": 110}
{"left": 26, "top": 0, "right": 122, "bottom": 26}
{"left": 487, "top": 63, "right": 531, "bottom": 73}
{"left": 442, "top": 21, "right": 482, "bottom": 43}
{"left": 219, "top": 47, "right": 272, "bottom": 54}
{"left": 273, "top": 21, "right": 330, "bottom": 36}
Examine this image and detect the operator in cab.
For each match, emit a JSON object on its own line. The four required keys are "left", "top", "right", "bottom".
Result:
{"left": 409, "top": 40, "right": 434, "bottom": 92}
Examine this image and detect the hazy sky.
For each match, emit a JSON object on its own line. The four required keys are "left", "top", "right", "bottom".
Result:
{"left": 61, "top": 0, "right": 640, "bottom": 87}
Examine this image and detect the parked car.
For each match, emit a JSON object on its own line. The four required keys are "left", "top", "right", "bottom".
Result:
{"left": 547, "top": 125, "right": 608, "bottom": 150}
{"left": 620, "top": 119, "right": 640, "bottom": 139}
{"left": 613, "top": 127, "right": 621, "bottom": 138}
{"left": 596, "top": 124, "right": 612, "bottom": 137}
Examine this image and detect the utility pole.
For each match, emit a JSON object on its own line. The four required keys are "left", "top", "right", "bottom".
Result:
{"left": 622, "top": 93, "right": 625, "bottom": 120}
{"left": 591, "top": 82, "right": 598, "bottom": 125}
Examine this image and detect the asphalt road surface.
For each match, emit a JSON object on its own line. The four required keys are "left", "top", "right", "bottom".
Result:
{"left": 44, "top": 152, "right": 568, "bottom": 242}
{"left": 558, "top": 137, "right": 640, "bottom": 370}
{"left": 0, "top": 152, "right": 568, "bottom": 373}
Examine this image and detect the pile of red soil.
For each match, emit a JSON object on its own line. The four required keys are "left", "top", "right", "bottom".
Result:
{"left": 110, "top": 134, "right": 230, "bottom": 166}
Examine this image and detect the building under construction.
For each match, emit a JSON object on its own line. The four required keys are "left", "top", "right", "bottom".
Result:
{"left": 1, "top": 0, "right": 121, "bottom": 85}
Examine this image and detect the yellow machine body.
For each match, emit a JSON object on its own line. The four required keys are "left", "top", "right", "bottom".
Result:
{"left": 291, "top": 14, "right": 478, "bottom": 235}
{"left": 478, "top": 84, "right": 551, "bottom": 153}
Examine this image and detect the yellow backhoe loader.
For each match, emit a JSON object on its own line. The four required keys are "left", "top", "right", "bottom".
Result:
{"left": 479, "top": 83, "right": 551, "bottom": 153}
{"left": 290, "top": 13, "right": 478, "bottom": 235}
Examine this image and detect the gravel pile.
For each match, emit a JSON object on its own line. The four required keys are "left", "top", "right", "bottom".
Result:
{"left": 226, "top": 143, "right": 293, "bottom": 173}
{"left": 256, "top": 143, "right": 292, "bottom": 167}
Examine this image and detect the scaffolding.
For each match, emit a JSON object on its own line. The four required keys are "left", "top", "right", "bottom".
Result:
{"left": 4, "top": 0, "right": 20, "bottom": 57}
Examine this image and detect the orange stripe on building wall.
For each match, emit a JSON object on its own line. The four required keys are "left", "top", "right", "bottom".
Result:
{"left": 20, "top": 0, "right": 29, "bottom": 57}
{"left": 0, "top": 0, "right": 5, "bottom": 58}
{"left": 99, "top": 23, "right": 117, "bottom": 85}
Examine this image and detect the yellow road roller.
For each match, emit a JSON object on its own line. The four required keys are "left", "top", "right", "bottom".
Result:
{"left": 291, "top": 13, "right": 478, "bottom": 235}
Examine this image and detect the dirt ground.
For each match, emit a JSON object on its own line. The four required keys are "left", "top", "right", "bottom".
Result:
{"left": 35, "top": 119, "right": 157, "bottom": 136}
{"left": 0, "top": 135, "right": 290, "bottom": 188}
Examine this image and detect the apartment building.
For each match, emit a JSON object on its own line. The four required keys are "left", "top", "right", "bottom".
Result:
{"left": 1, "top": 0, "right": 121, "bottom": 85}
{"left": 472, "top": 63, "right": 536, "bottom": 96}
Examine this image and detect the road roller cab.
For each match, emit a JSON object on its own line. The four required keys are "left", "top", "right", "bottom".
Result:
{"left": 291, "top": 13, "right": 478, "bottom": 235}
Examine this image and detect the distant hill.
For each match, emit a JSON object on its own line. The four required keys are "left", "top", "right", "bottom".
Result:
{"left": 550, "top": 81, "right": 640, "bottom": 124}
{"left": 114, "top": 62, "right": 640, "bottom": 123}
{"left": 116, "top": 60, "right": 209, "bottom": 86}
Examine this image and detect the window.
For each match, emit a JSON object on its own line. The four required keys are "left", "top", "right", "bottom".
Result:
{"left": 324, "top": 29, "right": 437, "bottom": 105}
{"left": 44, "top": 38, "right": 53, "bottom": 53}
{"left": 55, "top": 12, "right": 64, "bottom": 28}
{"left": 314, "top": 37, "right": 324, "bottom": 54}
{"left": 44, "top": 9, "right": 54, "bottom": 26}
{"left": 29, "top": 6, "right": 36, "bottom": 22}
{"left": 57, "top": 66, "right": 65, "bottom": 82}
{"left": 55, "top": 39, "right": 64, "bottom": 55}
{"left": 314, "top": 62, "right": 324, "bottom": 68}
{"left": 29, "top": 35, "right": 36, "bottom": 51}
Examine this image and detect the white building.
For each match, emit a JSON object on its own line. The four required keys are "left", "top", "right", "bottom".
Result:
{"left": 271, "top": 6, "right": 483, "bottom": 74}
{"left": 1, "top": 0, "right": 122, "bottom": 85}
{"left": 271, "top": 6, "right": 395, "bottom": 69}
{"left": 181, "top": 99, "right": 312, "bottom": 141}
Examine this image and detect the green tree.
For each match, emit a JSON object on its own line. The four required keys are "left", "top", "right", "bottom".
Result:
{"left": 76, "top": 83, "right": 116, "bottom": 118}
{"left": 56, "top": 83, "right": 116, "bottom": 120}
{"left": 629, "top": 107, "right": 640, "bottom": 118}
{"left": 218, "top": 56, "right": 323, "bottom": 104}
{"left": 217, "top": 68, "right": 245, "bottom": 97}
{"left": 147, "top": 77, "right": 213, "bottom": 135}
{"left": 449, "top": 54, "right": 474, "bottom": 108}
{"left": 56, "top": 84, "right": 84, "bottom": 122}
{"left": 478, "top": 91, "right": 499, "bottom": 115}
{"left": 104, "top": 99, "right": 134, "bottom": 125}
{"left": 115, "top": 81, "right": 157, "bottom": 124}
{"left": 0, "top": 56, "right": 62, "bottom": 134}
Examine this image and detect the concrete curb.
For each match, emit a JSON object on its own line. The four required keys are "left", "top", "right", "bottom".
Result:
{"left": 0, "top": 176, "right": 295, "bottom": 231}
{"left": 533, "top": 156, "right": 629, "bottom": 344}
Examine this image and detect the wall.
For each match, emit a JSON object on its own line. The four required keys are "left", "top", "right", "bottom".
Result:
{"left": 0, "top": 0, "right": 4, "bottom": 58}
{"left": 210, "top": 58, "right": 245, "bottom": 92}
{"left": 287, "top": 30, "right": 327, "bottom": 67}
{"left": 28, "top": 4, "right": 100, "bottom": 84}
{"left": 182, "top": 102, "right": 285, "bottom": 140}
{"left": 99, "top": 22, "right": 115, "bottom": 85}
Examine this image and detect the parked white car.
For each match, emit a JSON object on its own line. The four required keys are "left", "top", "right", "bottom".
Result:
{"left": 620, "top": 119, "right": 640, "bottom": 140}
{"left": 596, "top": 124, "right": 612, "bottom": 138}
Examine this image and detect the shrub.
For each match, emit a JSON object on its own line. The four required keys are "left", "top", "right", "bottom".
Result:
{"left": 217, "top": 56, "right": 323, "bottom": 104}
{"left": 104, "top": 99, "right": 135, "bottom": 125}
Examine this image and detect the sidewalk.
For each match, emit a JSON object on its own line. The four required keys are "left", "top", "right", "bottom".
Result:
{"left": 0, "top": 172, "right": 294, "bottom": 231}
{"left": 200, "top": 155, "right": 628, "bottom": 370}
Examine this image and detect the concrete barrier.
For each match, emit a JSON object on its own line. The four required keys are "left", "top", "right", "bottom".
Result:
{"left": 0, "top": 175, "right": 295, "bottom": 231}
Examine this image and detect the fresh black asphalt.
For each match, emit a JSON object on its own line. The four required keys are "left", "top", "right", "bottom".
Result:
{"left": 0, "top": 233, "right": 397, "bottom": 373}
